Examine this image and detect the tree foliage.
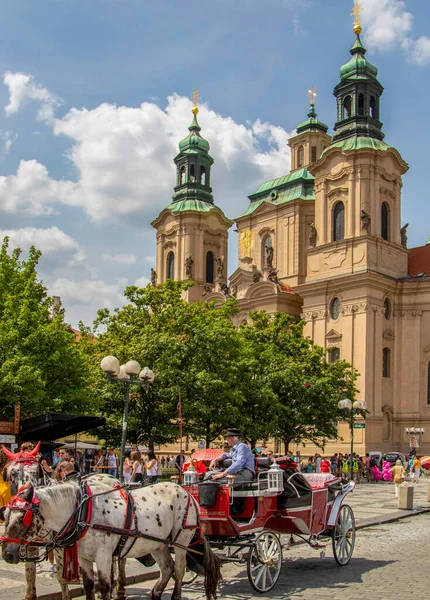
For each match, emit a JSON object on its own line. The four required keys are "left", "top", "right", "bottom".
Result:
{"left": 0, "top": 238, "right": 92, "bottom": 419}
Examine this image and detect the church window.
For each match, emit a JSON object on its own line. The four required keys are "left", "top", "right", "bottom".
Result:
{"left": 343, "top": 95, "right": 352, "bottom": 119}
{"left": 383, "top": 298, "right": 391, "bottom": 320}
{"left": 333, "top": 202, "right": 345, "bottom": 241}
{"left": 330, "top": 297, "right": 341, "bottom": 321}
{"left": 190, "top": 164, "right": 195, "bottom": 182}
{"left": 298, "top": 146, "right": 304, "bottom": 168}
{"left": 311, "top": 146, "right": 317, "bottom": 163}
{"left": 200, "top": 166, "right": 206, "bottom": 185}
{"left": 205, "top": 251, "right": 214, "bottom": 284}
{"left": 180, "top": 166, "right": 186, "bottom": 185}
{"left": 381, "top": 202, "right": 389, "bottom": 240}
{"left": 383, "top": 347, "right": 391, "bottom": 378}
{"left": 328, "top": 347, "right": 340, "bottom": 362}
{"left": 167, "top": 252, "right": 175, "bottom": 280}
{"left": 358, "top": 94, "right": 365, "bottom": 116}
{"left": 369, "top": 96, "right": 377, "bottom": 118}
{"left": 427, "top": 363, "right": 430, "bottom": 404}
{"left": 263, "top": 236, "right": 273, "bottom": 268}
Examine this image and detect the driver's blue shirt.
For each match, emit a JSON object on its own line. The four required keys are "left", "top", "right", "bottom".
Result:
{"left": 221, "top": 441, "right": 255, "bottom": 475}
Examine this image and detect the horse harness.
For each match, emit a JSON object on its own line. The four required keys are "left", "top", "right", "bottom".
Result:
{"left": 1, "top": 481, "right": 202, "bottom": 561}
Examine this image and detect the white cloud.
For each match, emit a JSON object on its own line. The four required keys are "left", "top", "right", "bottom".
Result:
{"left": 0, "top": 226, "right": 85, "bottom": 263}
{"left": 102, "top": 253, "right": 137, "bottom": 265}
{"left": 0, "top": 130, "right": 17, "bottom": 154}
{"left": 133, "top": 276, "right": 150, "bottom": 288}
{"left": 4, "top": 72, "right": 62, "bottom": 122}
{"left": 0, "top": 159, "right": 78, "bottom": 216}
{"left": 360, "top": 0, "right": 430, "bottom": 65}
{"left": 1, "top": 77, "right": 294, "bottom": 223}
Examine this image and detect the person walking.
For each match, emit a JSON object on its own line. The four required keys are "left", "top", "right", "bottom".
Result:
{"left": 107, "top": 448, "right": 118, "bottom": 478}
{"left": 145, "top": 451, "right": 159, "bottom": 485}
{"left": 123, "top": 452, "right": 132, "bottom": 483}
{"left": 330, "top": 453, "right": 338, "bottom": 475}
{"left": 130, "top": 451, "right": 143, "bottom": 483}
{"left": 315, "top": 453, "right": 322, "bottom": 473}
{"left": 320, "top": 457, "right": 331, "bottom": 473}
{"left": 413, "top": 456, "right": 421, "bottom": 481}
{"left": 391, "top": 459, "right": 406, "bottom": 497}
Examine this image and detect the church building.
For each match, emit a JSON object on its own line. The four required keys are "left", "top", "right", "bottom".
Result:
{"left": 152, "top": 13, "right": 430, "bottom": 454}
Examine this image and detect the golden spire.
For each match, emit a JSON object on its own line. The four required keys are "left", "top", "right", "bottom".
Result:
{"left": 192, "top": 88, "right": 200, "bottom": 115}
{"left": 351, "top": 0, "right": 363, "bottom": 35}
{"left": 308, "top": 86, "right": 317, "bottom": 105}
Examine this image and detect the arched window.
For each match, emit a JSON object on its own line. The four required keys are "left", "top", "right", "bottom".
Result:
{"left": 298, "top": 146, "right": 304, "bottom": 168}
{"left": 358, "top": 94, "right": 365, "bottom": 116}
{"left": 369, "top": 96, "right": 377, "bottom": 119}
{"left": 428, "top": 363, "right": 430, "bottom": 404}
{"left": 383, "top": 347, "right": 391, "bottom": 378}
{"left": 381, "top": 202, "right": 389, "bottom": 240}
{"left": 330, "top": 298, "right": 341, "bottom": 321}
{"left": 180, "top": 166, "right": 186, "bottom": 185}
{"left": 311, "top": 146, "right": 317, "bottom": 163}
{"left": 189, "top": 164, "right": 195, "bottom": 182}
{"left": 200, "top": 166, "right": 206, "bottom": 185}
{"left": 383, "top": 298, "right": 391, "bottom": 320}
{"left": 167, "top": 252, "right": 175, "bottom": 280}
{"left": 333, "top": 202, "right": 345, "bottom": 241}
{"left": 343, "top": 95, "right": 352, "bottom": 119}
{"left": 328, "top": 347, "right": 340, "bottom": 363}
{"left": 205, "top": 251, "right": 214, "bottom": 284}
{"left": 263, "top": 236, "right": 273, "bottom": 268}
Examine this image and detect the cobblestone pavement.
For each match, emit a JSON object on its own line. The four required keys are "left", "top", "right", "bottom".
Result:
{"left": 1, "top": 480, "right": 429, "bottom": 599}
{"left": 127, "top": 513, "right": 430, "bottom": 600}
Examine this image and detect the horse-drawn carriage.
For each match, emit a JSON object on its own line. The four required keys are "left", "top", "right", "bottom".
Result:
{"left": 183, "top": 456, "right": 356, "bottom": 593}
{"left": 1, "top": 447, "right": 356, "bottom": 599}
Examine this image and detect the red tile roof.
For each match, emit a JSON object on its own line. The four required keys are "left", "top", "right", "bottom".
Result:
{"left": 408, "top": 244, "right": 430, "bottom": 277}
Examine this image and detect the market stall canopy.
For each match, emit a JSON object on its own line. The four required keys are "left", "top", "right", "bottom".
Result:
{"left": 20, "top": 413, "right": 106, "bottom": 442}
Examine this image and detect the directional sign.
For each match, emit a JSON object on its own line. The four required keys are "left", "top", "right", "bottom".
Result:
{"left": 354, "top": 423, "right": 366, "bottom": 429}
{"left": 198, "top": 440, "right": 205, "bottom": 450}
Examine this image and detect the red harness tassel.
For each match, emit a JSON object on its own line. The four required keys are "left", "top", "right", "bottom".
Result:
{"left": 63, "top": 543, "right": 80, "bottom": 582}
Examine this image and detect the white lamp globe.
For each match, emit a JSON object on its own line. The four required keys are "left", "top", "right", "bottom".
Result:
{"left": 117, "top": 365, "right": 131, "bottom": 382}
{"left": 101, "top": 356, "right": 120, "bottom": 375}
{"left": 124, "top": 360, "right": 141, "bottom": 376}
{"left": 139, "top": 366, "right": 155, "bottom": 383}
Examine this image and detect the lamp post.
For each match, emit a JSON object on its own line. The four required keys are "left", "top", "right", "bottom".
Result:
{"left": 101, "top": 356, "right": 155, "bottom": 481}
{"left": 338, "top": 398, "right": 367, "bottom": 481}
{"left": 405, "top": 427, "right": 424, "bottom": 453}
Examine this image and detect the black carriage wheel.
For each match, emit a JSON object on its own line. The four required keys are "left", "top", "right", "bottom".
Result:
{"left": 332, "top": 504, "right": 355, "bottom": 566}
{"left": 247, "top": 532, "right": 283, "bottom": 593}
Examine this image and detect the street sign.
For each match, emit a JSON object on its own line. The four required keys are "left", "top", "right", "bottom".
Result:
{"left": 354, "top": 423, "right": 366, "bottom": 429}
{"left": 198, "top": 440, "right": 205, "bottom": 450}
{"left": 0, "top": 434, "right": 16, "bottom": 443}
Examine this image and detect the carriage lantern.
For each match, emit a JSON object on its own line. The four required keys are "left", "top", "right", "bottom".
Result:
{"left": 183, "top": 465, "right": 199, "bottom": 486}
{"left": 267, "top": 462, "right": 283, "bottom": 493}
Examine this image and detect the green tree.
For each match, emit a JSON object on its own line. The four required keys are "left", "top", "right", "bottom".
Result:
{"left": 238, "top": 311, "right": 358, "bottom": 452}
{"left": 88, "top": 280, "right": 244, "bottom": 449}
{"left": 0, "top": 238, "right": 92, "bottom": 419}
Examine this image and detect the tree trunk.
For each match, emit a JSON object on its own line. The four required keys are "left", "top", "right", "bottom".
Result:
{"left": 250, "top": 439, "right": 256, "bottom": 450}
{"left": 284, "top": 440, "right": 290, "bottom": 454}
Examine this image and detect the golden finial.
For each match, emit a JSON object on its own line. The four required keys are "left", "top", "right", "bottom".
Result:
{"left": 192, "top": 88, "right": 200, "bottom": 115}
{"left": 351, "top": 0, "right": 363, "bottom": 35}
{"left": 308, "top": 86, "right": 317, "bottom": 105}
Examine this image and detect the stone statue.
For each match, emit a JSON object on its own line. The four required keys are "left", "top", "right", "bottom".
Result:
{"left": 185, "top": 256, "right": 193, "bottom": 278}
{"left": 150, "top": 268, "right": 157, "bottom": 287}
{"left": 361, "top": 210, "right": 371, "bottom": 233}
{"left": 265, "top": 244, "right": 274, "bottom": 268}
{"left": 309, "top": 222, "right": 317, "bottom": 247}
{"left": 220, "top": 282, "right": 231, "bottom": 297}
{"left": 252, "top": 270, "right": 262, "bottom": 283}
{"left": 216, "top": 256, "right": 224, "bottom": 279}
{"left": 268, "top": 268, "right": 280, "bottom": 285}
{"left": 202, "top": 284, "right": 212, "bottom": 296}
{"left": 400, "top": 223, "right": 409, "bottom": 248}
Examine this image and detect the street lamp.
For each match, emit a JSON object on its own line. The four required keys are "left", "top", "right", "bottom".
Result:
{"left": 101, "top": 356, "right": 155, "bottom": 481}
{"left": 337, "top": 398, "right": 367, "bottom": 481}
{"left": 405, "top": 427, "right": 424, "bottom": 453}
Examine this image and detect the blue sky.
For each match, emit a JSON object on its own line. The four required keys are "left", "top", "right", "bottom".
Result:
{"left": 0, "top": 0, "right": 429, "bottom": 327}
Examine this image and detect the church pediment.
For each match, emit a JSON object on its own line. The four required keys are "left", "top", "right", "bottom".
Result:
{"left": 245, "top": 281, "right": 278, "bottom": 300}
{"left": 325, "top": 329, "right": 342, "bottom": 347}
{"left": 383, "top": 328, "right": 395, "bottom": 339}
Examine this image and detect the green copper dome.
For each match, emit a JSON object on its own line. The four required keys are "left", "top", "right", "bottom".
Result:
{"left": 178, "top": 112, "right": 210, "bottom": 154}
{"left": 340, "top": 35, "right": 378, "bottom": 81}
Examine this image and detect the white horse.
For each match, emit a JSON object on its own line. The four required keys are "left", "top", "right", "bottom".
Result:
{"left": 2, "top": 480, "right": 220, "bottom": 600}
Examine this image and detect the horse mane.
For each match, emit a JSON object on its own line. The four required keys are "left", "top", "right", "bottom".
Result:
{"left": 36, "top": 482, "right": 78, "bottom": 512}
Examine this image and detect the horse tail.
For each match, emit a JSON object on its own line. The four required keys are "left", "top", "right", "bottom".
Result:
{"left": 202, "top": 534, "right": 221, "bottom": 600}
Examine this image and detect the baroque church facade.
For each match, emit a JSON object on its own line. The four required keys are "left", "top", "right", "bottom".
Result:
{"left": 152, "top": 19, "right": 430, "bottom": 455}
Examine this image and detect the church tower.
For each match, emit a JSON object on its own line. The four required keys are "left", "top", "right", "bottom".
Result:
{"left": 151, "top": 91, "right": 233, "bottom": 302}
{"left": 299, "top": 2, "right": 410, "bottom": 449}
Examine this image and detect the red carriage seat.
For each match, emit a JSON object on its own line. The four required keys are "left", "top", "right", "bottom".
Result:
{"left": 301, "top": 473, "right": 339, "bottom": 489}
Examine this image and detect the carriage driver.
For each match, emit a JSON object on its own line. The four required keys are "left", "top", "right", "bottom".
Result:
{"left": 209, "top": 428, "right": 255, "bottom": 485}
